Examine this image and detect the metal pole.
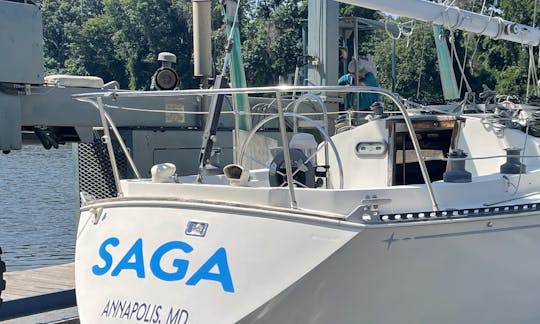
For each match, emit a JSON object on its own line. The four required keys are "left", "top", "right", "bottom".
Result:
{"left": 354, "top": 18, "right": 359, "bottom": 107}
{"left": 192, "top": 0, "right": 213, "bottom": 87}
{"left": 276, "top": 91, "right": 298, "bottom": 209}
{"left": 302, "top": 25, "right": 308, "bottom": 85}
{"left": 104, "top": 112, "right": 142, "bottom": 179}
{"left": 392, "top": 99, "right": 439, "bottom": 211}
{"left": 96, "top": 97, "right": 123, "bottom": 197}
{"left": 402, "top": 133, "right": 406, "bottom": 184}
{"left": 392, "top": 38, "right": 396, "bottom": 92}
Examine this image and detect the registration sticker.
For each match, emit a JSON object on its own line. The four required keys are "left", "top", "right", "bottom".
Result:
{"left": 185, "top": 221, "right": 208, "bottom": 237}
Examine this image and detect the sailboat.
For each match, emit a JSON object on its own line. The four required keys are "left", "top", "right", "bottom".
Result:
{"left": 74, "top": 0, "right": 540, "bottom": 323}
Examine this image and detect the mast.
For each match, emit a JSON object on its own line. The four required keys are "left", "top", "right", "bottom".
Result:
{"left": 336, "top": 0, "right": 540, "bottom": 46}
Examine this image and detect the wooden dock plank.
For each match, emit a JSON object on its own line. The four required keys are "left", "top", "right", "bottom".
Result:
{"left": 0, "top": 263, "right": 77, "bottom": 321}
{"left": 3, "top": 263, "right": 74, "bottom": 301}
{"left": 2, "top": 306, "right": 79, "bottom": 324}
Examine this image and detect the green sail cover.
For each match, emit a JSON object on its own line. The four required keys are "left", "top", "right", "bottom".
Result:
{"left": 226, "top": 7, "right": 252, "bottom": 130}
{"left": 433, "top": 25, "right": 459, "bottom": 100}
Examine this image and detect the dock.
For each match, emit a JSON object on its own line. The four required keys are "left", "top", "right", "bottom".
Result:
{"left": 1, "top": 263, "right": 78, "bottom": 323}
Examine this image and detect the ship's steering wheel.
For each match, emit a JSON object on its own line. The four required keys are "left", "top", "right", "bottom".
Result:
{"left": 238, "top": 112, "right": 344, "bottom": 189}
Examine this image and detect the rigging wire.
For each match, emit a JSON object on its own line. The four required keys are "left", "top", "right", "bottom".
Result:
{"left": 458, "top": 39, "right": 470, "bottom": 94}
{"left": 534, "top": 0, "right": 538, "bottom": 28}
{"left": 527, "top": 45, "right": 539, "bottom": 98}
{"left": 416, "top": 24, "right": 428, "bottom": 99}
{"left": 509, "top": 120, "right": 531, "bottom": 196}
{"left": 458, "top": 0, "right": 476, "bottom": 94}
{"left": 448, "top": 29, "right": 474, "bottom": 94}
{"left": 467, "top": 0, "right": 490, "bottom": 76}
{"left": 538, "top": 43, "right": 540, "bottom": 72}
{"left": 535, "top": 0, "right": 540, "bottom": 78}
{"left": 527, "top": 1, "right": 539, "bottom": 98}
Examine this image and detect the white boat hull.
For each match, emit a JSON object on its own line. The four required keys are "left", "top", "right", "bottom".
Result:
{"left": 75, "top": 200, "right": 358, "bottom": 323}
{"left": 240, "top": 214, "right": 540, "bottom": 323}
{"left": 76, "top": 199, "right": 540, "bottom": 323}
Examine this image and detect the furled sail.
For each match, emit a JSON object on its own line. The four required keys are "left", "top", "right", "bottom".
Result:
{"left": 335, "top": 0, "right": 540, "bottom": 46}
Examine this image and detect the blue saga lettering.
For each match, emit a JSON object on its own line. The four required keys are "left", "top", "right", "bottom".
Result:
{"left": 92, "top": 237, "right": 234, "bottom": 293}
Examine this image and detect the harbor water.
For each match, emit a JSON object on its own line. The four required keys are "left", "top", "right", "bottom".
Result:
{"left": 0, "top": 144, "right": 78, "bottom": 271}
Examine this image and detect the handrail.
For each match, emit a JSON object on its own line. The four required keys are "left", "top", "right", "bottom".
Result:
{"left": 103, "top": 112, "right": 142, "bottom": 179}
{"left": 275, "top": 91, "right": 298, "bottom": 208}
{"left": 96, "top": 97, "right": 123, "bottom": 197}
{"left": 74, "top": 85, "right": 440, "bottom": 211}
{"left": 425, "top": 154, "right": 540, "bottom": 162}
{"left": 77, "top": 97, "right": 142, "bottom": 182}
{"left": 71, "top": 85, "right": 423, "bottom": 99}
{"left": 380, "top": 89, "right": 439, "bottom": 211}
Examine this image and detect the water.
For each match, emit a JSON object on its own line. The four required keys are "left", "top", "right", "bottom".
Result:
{"left": 0, "top": 144, "right": 78, "bottom": 271}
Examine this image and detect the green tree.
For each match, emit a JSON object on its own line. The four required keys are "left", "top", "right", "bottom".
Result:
{"left": 369, "top": 21, "right": 443, "bottom": 101}
{"left": 73, "top": 15, "right": 128, "bottom": 85}
{"left": 241, "top": 0, "right": 306, "bottom": 86}
{"left": 455, "top": 0, "right": 537, "bottom": 98}
{"left": 37, "top": 0, "right": 537, "bottom": 99}
{"left": 39, "top": 0, "right": 196, "bottom": 89}
{"left": 363, "top": 0, "right": 540, "bottom": 101}
{"left": 39, "top": 0, "right": 103, "bottom": 73}
{"left": 95, "top": 0, "right": 195, "bottom": 89}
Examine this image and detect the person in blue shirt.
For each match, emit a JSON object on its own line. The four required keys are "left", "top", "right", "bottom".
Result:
{"left": 338, "top": 59, "right": 381, "bottom": 110}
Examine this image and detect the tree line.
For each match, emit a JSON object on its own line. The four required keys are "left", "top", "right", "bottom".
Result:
{"left": 37, "top": 0, "right": 539, "bottom": 101}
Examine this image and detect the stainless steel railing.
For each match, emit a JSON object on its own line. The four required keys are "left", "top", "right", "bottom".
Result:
{"left": 74, "top": 85, "right": 439, "bottom": 211}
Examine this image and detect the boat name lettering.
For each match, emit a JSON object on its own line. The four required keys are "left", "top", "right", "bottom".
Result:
{"left": 100, "top": 298, "right": 190, "bottom": 324}
{"left": 92, "top": 237, "right": 234, "bottom": 293}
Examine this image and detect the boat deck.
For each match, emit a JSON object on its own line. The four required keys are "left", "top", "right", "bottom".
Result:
{"left": 1, "top": 263, "right": 78, "bottom": 322}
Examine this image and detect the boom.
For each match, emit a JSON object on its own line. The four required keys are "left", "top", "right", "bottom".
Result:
{"left": 335, "top": 0, "right": 540, "bottom": 46}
